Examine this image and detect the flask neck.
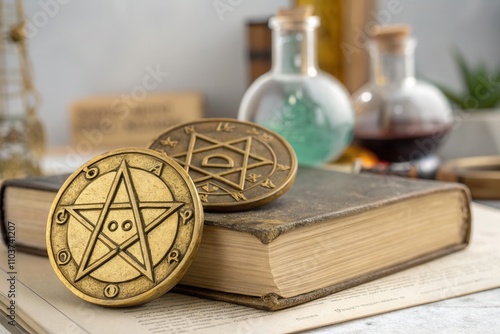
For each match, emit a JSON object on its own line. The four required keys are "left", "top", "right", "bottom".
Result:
{"left": 270, "top": 16, "right": 319, "bottom": 76}
{"left": 369, "top": 38, "right": 416, "bottom": 86}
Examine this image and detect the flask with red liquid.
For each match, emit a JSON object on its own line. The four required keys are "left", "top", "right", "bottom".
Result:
{"left": 352, "top": 25, "right": 452, "bottom": 165}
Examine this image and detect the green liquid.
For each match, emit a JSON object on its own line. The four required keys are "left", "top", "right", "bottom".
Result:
{"left": 265, "top": 93, "right": 352, "bottom": 166}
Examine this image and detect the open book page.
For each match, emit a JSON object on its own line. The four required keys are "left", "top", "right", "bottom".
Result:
{"left": 0, "top": 203, "right": 499, "bottom": 334}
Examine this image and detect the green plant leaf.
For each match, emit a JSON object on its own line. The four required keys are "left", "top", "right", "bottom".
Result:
{"left": 432, "top": 82, "right": 466, "bottom": 109}
{"left": 454, "top": 49, "right": 478, "bottom": 96}
{"left": 420, "top": 49, "right": 500, "bottom": 110}
{"left": 476, "top": 63, "right": 488, "bottom": 79}
{"left": 493, "top": 69, "right": 500, "bottom": 88}
{"left": 478, "top": 87, "right": 500, "bottom": 109}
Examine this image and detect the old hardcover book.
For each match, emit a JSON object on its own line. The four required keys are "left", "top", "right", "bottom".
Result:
{"left": 0, "top": 174, "right": 69, "bottom": 256}
{"left": 0, "top": 168, "right": 471, "bottom": 310}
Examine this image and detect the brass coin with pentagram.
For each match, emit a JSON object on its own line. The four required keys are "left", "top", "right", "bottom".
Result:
{"left": 149, "top": 118, "right": 298, "bottom": 211}
{"left": 46, "top": 148, "right": 203, "bottom": 307}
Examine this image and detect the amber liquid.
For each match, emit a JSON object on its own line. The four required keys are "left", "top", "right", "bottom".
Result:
{"left": 354, "top": 125, "right": 452, "bottom": 162}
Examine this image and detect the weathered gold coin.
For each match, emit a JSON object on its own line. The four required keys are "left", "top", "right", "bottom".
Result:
{"left": 46, "top": 148, "right": 203, "bottom": 307}
{"left": 149, "top": 118, "right": 298, "bottom": 211}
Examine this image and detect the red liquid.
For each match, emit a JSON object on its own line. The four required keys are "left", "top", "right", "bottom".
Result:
{"left": 354, "top": 125, "right": 451, "bottom": 162}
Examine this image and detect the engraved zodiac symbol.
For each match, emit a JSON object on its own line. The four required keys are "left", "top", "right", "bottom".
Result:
{"left": 55, "top": 209, "right": 69, "bottom": 224}
{"left": 104, "top": 284, "right": 119, "bottom": 298}
{"left": 180, "top": 209, "right": 193, "bottom": 225}
{"left": 261, "top": 179, "right": 276, "bottom": 189}
{"left": 259, "top": 133, "right": 273, "bottom": 142}
{"left": 246, "top": 127, "right": 260, "bottom": 135}
{"left": 199, "top": 194, "right": 208, "bottom": 202}
{"left": 160, "top": 137, "right": 178, "bottom": 148}
{"left": 149, "top": 164, "right": 163, "bottom": 176}
{"left": 184, "top": 126, "right": 195, "bottom": 134}
{"left": 277, "top": 164, "right": 290, "bottom": 171}
{"left": 201, "top": 183, "right": 219, "bottom": 192}
{"left": 231, "top": 192, "right": 247, "bottom": 202}
{"left": 168, "top": 249, "right": 181, "bottom": 264}
{"left": 216, "top": 122, "right": 235, "bottom": 132}
{"left": 246, "top": 173, "right": 261, "bottom": 183}
{"left": 57, "top": 249, "right": 71, "bottom": 265}
{"left": 83, "top": 167, "right": 99, "bottom": 180}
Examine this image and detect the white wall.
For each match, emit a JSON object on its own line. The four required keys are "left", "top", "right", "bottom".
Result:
{"left": 24, "top": 0, "right": 290, "bottom": 146}
{"left": 377, "top": 0, "right": 500, "bottom": 90}
{"left": 24, "top": 0, "right": 500, "bottom": 146}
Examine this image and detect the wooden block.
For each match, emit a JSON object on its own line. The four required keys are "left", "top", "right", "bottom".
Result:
{"left": 70, "top": 92, "right": 204, "bottom": 149}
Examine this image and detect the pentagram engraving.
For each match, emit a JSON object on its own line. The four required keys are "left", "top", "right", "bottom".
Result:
{"left": 149, "top": 118, "right": 297, "bottom": 211}
{"left": 63, "top": 160, "right": 184, "bottom": 283}
{"left": 46, "top": 149, "right": 203, "bottom": 307}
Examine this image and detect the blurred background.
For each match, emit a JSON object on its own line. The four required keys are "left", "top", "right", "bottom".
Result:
{"left": 22, "top": 0, "right": 499, "bottom": 145}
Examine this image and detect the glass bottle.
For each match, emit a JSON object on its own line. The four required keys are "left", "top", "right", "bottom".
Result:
{"left": 352, "top": 25, "right": 452, "bottom": 163}
{"left": 238, "top": 7, "right": 354, "bottom": 166}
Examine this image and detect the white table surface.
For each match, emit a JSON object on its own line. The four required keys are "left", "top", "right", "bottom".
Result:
{"left": 307, "top": 288, "right": 500, "bottom": 334}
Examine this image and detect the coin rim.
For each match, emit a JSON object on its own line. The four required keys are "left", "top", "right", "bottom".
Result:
{"left": 148, "top": 118, "right": 298, "bottom": 212}
{"left": 46, "top": 147, "right": 204, "bottom": 307}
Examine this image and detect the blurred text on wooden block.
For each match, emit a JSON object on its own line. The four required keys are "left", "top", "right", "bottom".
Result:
{"left": 70, "top": 92, "right": 204, "bottom": 149}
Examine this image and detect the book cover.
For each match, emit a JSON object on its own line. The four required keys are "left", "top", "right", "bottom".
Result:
{"left": 178, "top": 168, "right": 471, "bottom": 310}
{"left": 202, "top": 168, "right": 470, "bottom": 244}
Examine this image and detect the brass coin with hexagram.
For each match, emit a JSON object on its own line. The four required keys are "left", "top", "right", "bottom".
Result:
{"left": 46, "top": 148, "right": 203, "bottom": 307}
{"left": 149, "top": 118, "right": 298, "bottom": 211}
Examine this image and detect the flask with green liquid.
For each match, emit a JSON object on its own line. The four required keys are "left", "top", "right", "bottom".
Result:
{"left": 238, "top": 6, "right": 354, "bottom": 166}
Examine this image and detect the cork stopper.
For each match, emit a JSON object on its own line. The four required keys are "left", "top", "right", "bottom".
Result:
{"left": 371, "top": 25, "right": 411, "bottom": 54}
{"left": 276, "top": 5, "right": 314, "bottom": 19}
{"left": 270, "top": 5, "right": 319, "bottom": 30}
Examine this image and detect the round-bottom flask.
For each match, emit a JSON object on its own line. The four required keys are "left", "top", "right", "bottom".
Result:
{"left": 239, "top": 8, "right": 354, "bottom": 166}
{"left": 352, "top": 25, "right": 452, "bottom": 164}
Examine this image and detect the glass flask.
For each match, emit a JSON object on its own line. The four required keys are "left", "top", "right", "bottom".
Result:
{"left": 238, "top": 8, "right": 354, "bottom": 166}
{"left": 352, "top": 25, "right": 452, "bottom": 163}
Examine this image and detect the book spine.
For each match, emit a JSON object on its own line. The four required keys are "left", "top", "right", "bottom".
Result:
{"left": 246, "top": 20, "right": 272, "bottom": 85}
